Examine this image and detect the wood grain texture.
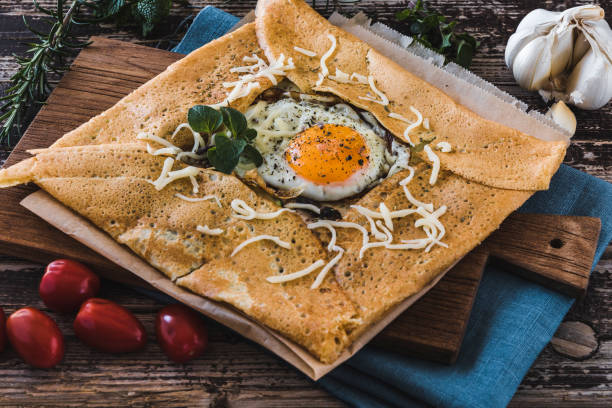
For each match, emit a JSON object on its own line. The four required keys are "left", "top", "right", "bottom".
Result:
{"left": 550, "top": 321, "right": 598, "bottom": 360}
{"left": 485, "top": 214, "right": 600, "bottom": 298}
{"left": 0, "top": 0, "right": 611, "bottom": 406}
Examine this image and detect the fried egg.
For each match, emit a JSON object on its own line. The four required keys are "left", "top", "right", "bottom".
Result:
{"left": 245, "top": 98, "right": 410, "bottom": 201}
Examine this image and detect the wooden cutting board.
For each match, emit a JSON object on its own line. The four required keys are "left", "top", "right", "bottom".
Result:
{"left": 0, "top": 37, "right": 601, "bottom": 364}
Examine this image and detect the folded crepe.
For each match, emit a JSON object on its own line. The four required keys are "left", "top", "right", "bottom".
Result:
{"left": 1, "top": 143, "right": 361, "bottom": 362}
{"left": 0, "top": 0, "right": 566, "bottom": 363}
{"left": 255, "top": 0, "right": 566, "bottom": 191}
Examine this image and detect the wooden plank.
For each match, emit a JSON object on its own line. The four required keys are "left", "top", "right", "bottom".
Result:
{"left": 485, "top": 214, "right": 600, "bottom": 298}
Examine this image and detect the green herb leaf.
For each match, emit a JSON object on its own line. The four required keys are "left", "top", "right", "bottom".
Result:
{"left": 395, "top": 0, "right": 479, "bottom": 69}
{"left": 207, "top": 134, "right": 247, "bottom": 174}
{"left": 242, "top": 144, "right": 263, "bottom": 167}
{"left": 241, "top": 128, "right": 258, "bottom": 142}
{"left": 441, "top": 32, "right": 452, "bottom": 49}
{"left": 455, "top": 40, "right": 474, "bottom": 69}
{"left": 188, "top": 105, "right": 223, "bottom": 134}
{"left": 188, "top": 104, "right": 263, "bottom": 174}
{"left": 220, "top": 107, "right": 247, "bottom": 138}
{"left": 131, "top": 0, "right": 172, "bottom": 37}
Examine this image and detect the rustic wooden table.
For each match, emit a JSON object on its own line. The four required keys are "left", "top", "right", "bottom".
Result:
{"left": 0, "top": 1, "right": 610, "bottom": 406}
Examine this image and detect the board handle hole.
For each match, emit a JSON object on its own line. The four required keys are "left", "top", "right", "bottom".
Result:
{"left": 550, "top": 238, "right": 565, "bottom": 249}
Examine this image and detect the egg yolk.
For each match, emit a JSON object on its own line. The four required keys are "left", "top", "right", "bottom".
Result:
{"left": 285, "top": 124, "right": 370, "bottom": 185}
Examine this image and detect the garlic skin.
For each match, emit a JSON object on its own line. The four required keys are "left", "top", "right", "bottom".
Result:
{"left": 565, "top": 47, "right": 612, "bottom": 109}
{"left": 505, "top": 5, "right": 612, "bottom": 110}
{"left": 546, "top": 101, "right": 577, "bottom": 136}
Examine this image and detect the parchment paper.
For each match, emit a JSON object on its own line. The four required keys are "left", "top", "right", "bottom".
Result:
{"left": 20, "top": 12, "right": 568, "bottom": 380}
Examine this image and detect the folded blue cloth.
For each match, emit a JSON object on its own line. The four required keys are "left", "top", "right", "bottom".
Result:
{"left": 174, "top": 7, "right": 612, "bottom": 407}
{"left": 172, "top": 6, "right": 240, "bottom": 54}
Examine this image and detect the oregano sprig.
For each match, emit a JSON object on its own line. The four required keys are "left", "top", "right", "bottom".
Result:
{"left": 396, "top": 0, "right": 480, "bottom": 68}
{"left": 187, "top": 105, "right": 263, "bottom": 174}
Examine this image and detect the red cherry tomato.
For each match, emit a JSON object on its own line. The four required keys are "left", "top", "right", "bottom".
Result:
{"left": 39, "top": 259, "right": 100, "bottom": 313}
{"left": 156, "top": 304, "right": 208, "bottom": 363}
{"left": 74, "top": 298, "right": 146, "bottom": 353}
{"left": 0, "top": 307, "right": 6, "bottom": 352}
{"left": 6, "top": 307, "right": 64, "bottom": 368}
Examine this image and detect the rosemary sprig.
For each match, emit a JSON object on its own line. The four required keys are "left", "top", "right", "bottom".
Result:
{"left": 0, "top": 0, "right": 89, "bottom": 145}
{"left": 0, "top": 0, "right": 178, "bottom": 146}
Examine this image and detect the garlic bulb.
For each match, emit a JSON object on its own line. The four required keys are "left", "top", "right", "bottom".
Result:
{"left": 505, "top": 5, "right": 612, "bottom": 110}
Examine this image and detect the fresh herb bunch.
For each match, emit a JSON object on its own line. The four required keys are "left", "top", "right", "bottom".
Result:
{"left": 0, "top": 0, "right": 89, "bottom": 145}
{"left": 85, "top": 0, "right": 174, "bottom": 37}
{"left": 0, "top": 0, "right": 177, "bottom": 145}
{"left": 187, "top": 105, "right": 262, "bottom": 174}
{"left": 396, "top": 0, "right": 479, "bottom": 68}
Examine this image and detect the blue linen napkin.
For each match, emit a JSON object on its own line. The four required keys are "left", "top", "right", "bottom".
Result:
{"left": 173, "top": 7, "right": 612, "bottom": 407}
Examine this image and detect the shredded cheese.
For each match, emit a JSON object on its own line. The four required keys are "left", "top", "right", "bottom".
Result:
{"left": 358, "top": 75, "right": 389, "bottom": 106}
{"left": 146, "top": 145, "right": 182, "bottom": 156}
{"left": 351, "top": 205, "right": 418, "bottom": 223}
{"left": 423, "top": 118, "right": 430, "bottom": 130}
{"left": 423, "top": 145, "right": 440, "bottom": 185}
{"left": 317, "top": 34, "right": 337, "bottom": 85}
{"left": 414, "top": 206, "right": 448, "bottom": 252}
{"left": 378, "top": 203, "right": 394, "bottom": 231}
{"left": 148, "top": 158, "right": 200, "bottom": 191}
{"left": 401, "top": 185, "right": 433, "bottom": 212}
{"left": 266, "top": 259, "right": 325, "bottom": 284}
{"left": 172, "top": 123, "right": 205, "bottom": 149}
{"left": 350, "top": 170, "right": 450, "bottom": 257}
{"left": 231, "top": 235, "right": 291, "bottom": 257}
{"left": 388, "top": 112, "right": 410, "bottom": 122}
{"left": 315, "top": 72, "right": 325, "bottom": 87}
{"left": 328, "top": 68, "right": 350, "bottom": 83}
{"left": 293, "top": 46, "right": 317, "bottom": 57}
{"left": 189, "top": 175, "right": 199, "bottom": 194}
{"left": 399, "top": 169, "right": 434, "bottom": 212}
{"left": 308, "top": 220, "right": 369, "bottom": 261}
{"left": 139, "top": 125, "right": 208, "bottom": 162}
{"left": 230, "top": 199, "right": 294, "bottom": 220}
{"left": 350, "top": 72, "right": 369, "bottom": 84}
{"left": 215, "top": 53, "right": 295, "bottom": 107}
{"left": 285, "top": 202, "right": 321, "bottom": 214}
{"left": 310, "top": 246, "right": 344, "bottom": 289}
{"left": 308, "top": 221, "right": 338, "bottom": 251}
{"left": 351, "top": 205, "right": 388, "bottom": 242}
{"left": 386, "top": 238, "right": 431, "bottom": 250}
{"left": 196, "top": 225, "right": 224, "bottom": 236}
{"left": 399, "top": 166, "right": 415, "bottom": 184}
{"left": 138, "top": 133, "right": 182, "bottom": 156}
{"left": 137, "top": 133, "right": 180, "bottom": 149}
{"left": 404, "top": 107, "right": 423, "bottom": 146}
{"left": 436, "top": 142, "right": 452, "bottom": 153}
{"left": 170, "top": 123, "right": 208, "bottom": 162}
{"left": 359, "top": 222, "right": 393, "bottom": 258}
{"left": 175, "top": 193, "right": 222, "bottom": 207}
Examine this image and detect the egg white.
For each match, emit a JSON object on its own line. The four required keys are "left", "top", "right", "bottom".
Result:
{"left": 246, "top": 98, "right": 410, "bottom": 201}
